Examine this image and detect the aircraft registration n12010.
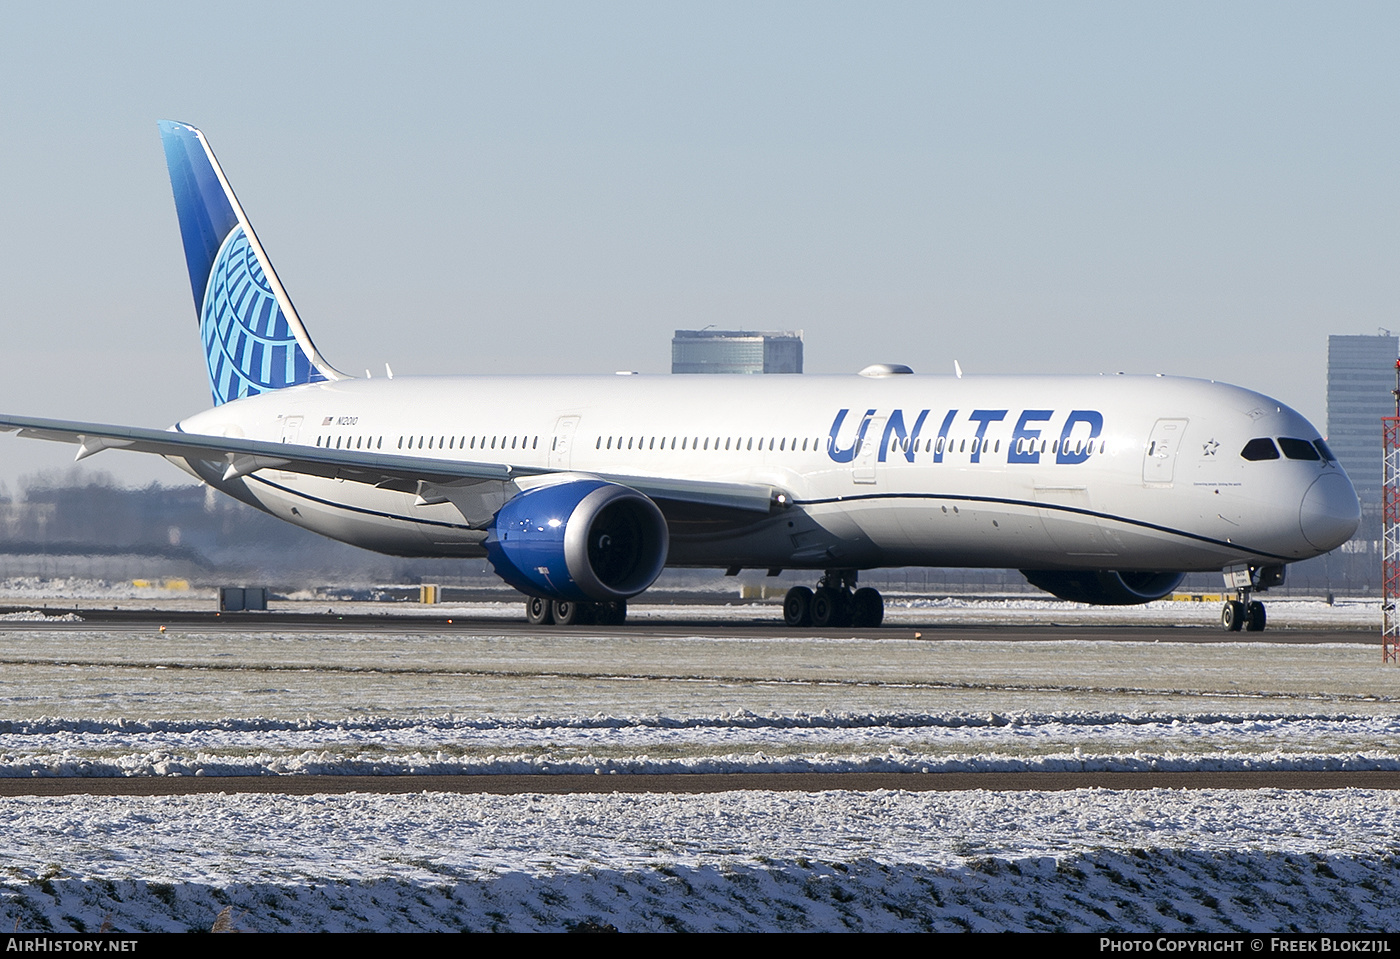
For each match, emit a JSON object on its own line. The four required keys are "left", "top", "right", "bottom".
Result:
{"left": 0, "top": 122, "right": 1361, "bottom": 631}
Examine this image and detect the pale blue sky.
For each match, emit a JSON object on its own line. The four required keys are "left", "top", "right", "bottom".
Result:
{"left": 0, "top": 1, "right": 1395, "bottom": 487}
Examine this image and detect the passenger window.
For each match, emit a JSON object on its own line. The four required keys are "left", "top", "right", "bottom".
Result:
{"left": 1240, "top": 438, "right": 1280, "bottom": 461}
{"left": 1278, "top": 438, "right": 1321, "bottom": 461}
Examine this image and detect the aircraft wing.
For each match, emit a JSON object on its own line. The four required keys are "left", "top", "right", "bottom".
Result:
{"left": 0, "top": 414, "right": 781, "bottom": 519}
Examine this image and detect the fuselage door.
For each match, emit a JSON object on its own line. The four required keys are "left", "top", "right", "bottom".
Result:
{"left": 1143, "top": 418, "right": 1188, "bottom": 485}
{"left": 550, "top": 415, "right": 580, "bottom": 469}
{"left": 853, "top": 415, "right": 886, "bottom": 484}
{"left": 279, "top": 415, "right": 303, "bottom": 480}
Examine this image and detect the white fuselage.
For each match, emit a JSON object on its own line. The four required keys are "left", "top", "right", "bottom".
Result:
{"left": 174, "top": 372, "right": 1360, "bottom": 574}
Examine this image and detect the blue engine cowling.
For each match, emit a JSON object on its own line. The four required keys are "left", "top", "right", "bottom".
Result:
{"left": 1019, "top": 569, "right": 1185, "bottom": 605}
{"left": 484, "top": 480, "right": 669, "bottom": 602}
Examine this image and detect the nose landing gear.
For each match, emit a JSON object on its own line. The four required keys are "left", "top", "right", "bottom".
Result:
{"left": 783, "top": 570, "right": 884, "bottom": 628}
{"left": 1220, "top": 593, "right": 1266, "bottom": 632}
{"left": 1220, "top": 564, "right": 1284, "bottom": 632}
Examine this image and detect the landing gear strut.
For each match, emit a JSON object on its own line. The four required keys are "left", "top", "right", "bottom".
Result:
{"left": 523, "top": 598, "right": 627, "bottom": 627}
{"left": 784, "top": 570, "right": 884, "bottom": 629}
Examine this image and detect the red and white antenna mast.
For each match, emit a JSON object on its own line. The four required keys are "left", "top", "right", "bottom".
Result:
{"left": 1382, "top": 359, "right": 1400, "bottom": 662}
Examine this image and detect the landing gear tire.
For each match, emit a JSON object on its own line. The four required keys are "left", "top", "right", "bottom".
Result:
{"left": 810, "top": 587, "right": 842, "bottom": 628}
{"left": 1221, "top": 600, "right": 1246, "bottom": 632}
{"left": 851, "top": 587, "right": 884, "bottom": 628}
{"left": 1245, "top": 601, "right": 1266, "bottom": 632}
{"left": 525, "top": 596, "right": 554, "bottom": 626}
{"left": 552, "top": 599, "right": 593, "bottom": 626}
{"left": 784, "top": 587, "right": 813, "bottom": 627}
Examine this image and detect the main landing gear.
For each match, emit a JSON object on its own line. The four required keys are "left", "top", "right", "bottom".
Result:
{"left": 525, "top": 596, "right": 627, "bottom": 627}
{"left": 783, "top": 570, "right": 884, "bottom": 628}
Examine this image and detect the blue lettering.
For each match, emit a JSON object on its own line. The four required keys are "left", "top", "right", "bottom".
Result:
{"left": 828, "top": 407, "right": 1102, "bottom": 466}
{"left": 967, "top": 410, "right": 1007, "bottom": 463}
{"left": 1056, "top": 410, "right": 1104, "bottom": 465}
{"left": 879, "top": 409, "right": 930, "bottom": 463}
{"left": 932, "top": 410, "right": 957, "bottom": 463}
{"left": 1008, "top": 409, "right": 1053, "bottom": 464}
{"left": 827, "top": 408, "right": 876, "bottom": 463}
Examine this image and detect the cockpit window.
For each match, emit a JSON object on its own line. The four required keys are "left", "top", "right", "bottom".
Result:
{"left": 1313, "top": 439, "right": 1337, "bottom": 462}
{"left": 1240, "top": 438, "right": 1280, "bottom": 461}
{"left": 1278, "top": 437, "right": 1321, "bottom": 461}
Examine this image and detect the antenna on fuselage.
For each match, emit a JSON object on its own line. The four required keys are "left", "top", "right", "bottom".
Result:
{"left": 385, "top": 363, "right": 394, "bottom": 380}
{"left": 953, "top": 360, "right": 963, "bottom": 379}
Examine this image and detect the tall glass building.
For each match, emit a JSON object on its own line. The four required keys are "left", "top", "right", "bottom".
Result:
{"left": 1326, "top": 333, "right": 1398, "bottom": 540}
{"left": 671, "top": 330, "right": 803, "bottom": 374}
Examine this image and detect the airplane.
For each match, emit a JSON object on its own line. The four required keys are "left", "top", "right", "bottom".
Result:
{"left": 0, "top": 121, "right": 1362, "bottom": 632}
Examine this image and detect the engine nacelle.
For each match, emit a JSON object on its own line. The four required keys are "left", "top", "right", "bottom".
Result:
{"left": 485, "top": 480, "right": 669, "bottom": 602}
{"left": 1020, "top": 569, "right": 1185, "bottom": 606}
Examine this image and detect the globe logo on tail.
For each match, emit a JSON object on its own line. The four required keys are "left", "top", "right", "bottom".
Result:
{"left": 200, "top": 226, "right": 315, "bottom": 405}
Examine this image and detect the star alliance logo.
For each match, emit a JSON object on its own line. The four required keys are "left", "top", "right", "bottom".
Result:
{"left": 1203, "top": 439, "right": 1219, "bottom": 456}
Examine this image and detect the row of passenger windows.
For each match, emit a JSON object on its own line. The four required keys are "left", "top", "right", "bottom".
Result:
{"left": 316, "top": 435, "right": 384, "bottom": 450}
{"left": 1241, "top": 437, "right": 1335, "bottom": 462}
{"left": 313, "top": 435, "right": 542, "bottom": 451}
{"left": 593, "top": 434, "right": 1106, "bottom": 456}
{"left": 312, "top": 432, "right": 1106, "bottom": 458}
{"left": 597, "top": 435, "right": 827, "bottom": 452}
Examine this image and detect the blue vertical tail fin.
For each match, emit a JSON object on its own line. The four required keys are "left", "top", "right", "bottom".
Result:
{"left": 159, "top": 120, "right": 344, "bottom": 405}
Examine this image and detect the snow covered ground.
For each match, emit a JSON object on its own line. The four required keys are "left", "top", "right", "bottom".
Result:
{"left": 0, "top": 588, "right": 1396, "bottom": 931}
{"left": 0, "top": 574, "right": 1383, "bottom": 629}
{"left": 3, "top": 711, "right": 1400, "bottom": 779}
{"left": 4, "top": 789, "right": 1399, "bottom": 932}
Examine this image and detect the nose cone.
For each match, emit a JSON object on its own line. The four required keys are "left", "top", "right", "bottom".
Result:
{"left": 1299, "top": 472, "right": 1361, "bottom": 551}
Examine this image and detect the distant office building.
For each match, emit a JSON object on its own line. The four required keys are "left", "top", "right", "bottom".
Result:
{"left": 671, "top": 330, "right": 803, "bottom": 374}
{"left": 1326, "top": 333, "right": 1398, "bottom": 541}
